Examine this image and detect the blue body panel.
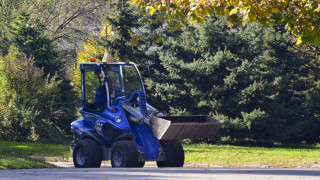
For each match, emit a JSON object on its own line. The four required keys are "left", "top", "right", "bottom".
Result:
{"left": 130, "top": 123, "right": 162, "bottom": 160}
{"left": 71, "top": 102, "right": 162, "bottom": 161}
{"left": 71, "top": 117, "right": 95, "bottom": 136}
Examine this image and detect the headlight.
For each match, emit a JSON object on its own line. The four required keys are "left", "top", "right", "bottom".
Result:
{"left": 95, "top": 124, "right": 102, "bottom": 134}
{"left": 114, "top": 116, "right": 122, "bottom": 123}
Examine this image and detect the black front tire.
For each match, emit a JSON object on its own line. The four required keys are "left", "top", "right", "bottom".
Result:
{"left": 111, "top": 140, "right": 139, "bottom": 168}
{"left": 157, "top": 139, "right": 184, "bottom": 167}
{"left": 73, "top": 139, "right": 102, "bottom": 168}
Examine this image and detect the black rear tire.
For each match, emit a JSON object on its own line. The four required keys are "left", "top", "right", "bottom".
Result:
{"left": 156, "top": 139, "right": 184, "bottom": 167}
{"left": 137, "top": 161, "right": 145, "bottom": 167}
{"left": 111, "top": 140, "right": 139, "bottom": 167}
{"left": 73, "top": 138, "right": 102, "bottom": 168}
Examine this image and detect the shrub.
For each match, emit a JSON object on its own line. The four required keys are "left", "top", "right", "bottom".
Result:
{"left": 0, "top": 46, "right": 62, "bottom": 142}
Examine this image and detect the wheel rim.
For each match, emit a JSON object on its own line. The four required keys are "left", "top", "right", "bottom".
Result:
{"left": 113, "top": 147, "right": 123, "bottom": 167}
{"left": 76, "top": 146, "right": 86, "bottom": 166}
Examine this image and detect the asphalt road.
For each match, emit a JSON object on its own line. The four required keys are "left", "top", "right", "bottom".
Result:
{"left": 1, "top": 167, "right": 319, "bottom": 180}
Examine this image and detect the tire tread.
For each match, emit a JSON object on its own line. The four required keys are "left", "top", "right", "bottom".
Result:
{"left": 157, "top": 139, "right": 184, "bottom": 167}
{"left": 111, "top": 140, "right": 139, "bottom": 167}
{"left": 73, "top": 138, "right": 102, "bottom": 168}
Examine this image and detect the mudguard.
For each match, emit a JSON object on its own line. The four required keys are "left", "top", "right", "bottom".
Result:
{"left": 80, "top": 130, "right": 110, "bottom": 147}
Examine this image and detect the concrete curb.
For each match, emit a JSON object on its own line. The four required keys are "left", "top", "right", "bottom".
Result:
{"left": 27, "top": 156, "right": 71, "bottom": 162}
{"left": 28, "top": 156, "right": 320, "bottom": 168}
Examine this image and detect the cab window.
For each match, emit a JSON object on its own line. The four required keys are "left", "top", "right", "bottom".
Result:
{"left": 83, "top": 65, "right": 106, "bottom": 114}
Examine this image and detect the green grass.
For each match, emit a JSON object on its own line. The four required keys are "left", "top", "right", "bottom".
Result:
{"left": 0, "top": 141, "right": 70, "bottom": 169}
{"left": 1, "top": 141, "right": 319, "bottom": 169}
{"left": 183, "top": 143, "right": 320, "bottom": 167}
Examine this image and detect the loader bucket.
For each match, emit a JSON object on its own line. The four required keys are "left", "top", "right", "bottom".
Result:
{"left": 150, "top": 116, "right": 224, "bottom": 140}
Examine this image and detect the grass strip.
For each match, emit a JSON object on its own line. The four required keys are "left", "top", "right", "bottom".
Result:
{"left": 1, "top": 141, "right": 319, "bottom": 169}
{"left": 183, "top": 143, "right": 320, "bottom": 168}
{"left": 0, "top": 141, "right": 70, "bottom": 169}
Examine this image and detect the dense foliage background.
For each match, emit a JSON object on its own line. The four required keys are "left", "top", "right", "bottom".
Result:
{"left": 145, "top": 17, "right": 320, "bottom": 144}
{"left": 0, "top": 0, "right": 319, "bottom": 144}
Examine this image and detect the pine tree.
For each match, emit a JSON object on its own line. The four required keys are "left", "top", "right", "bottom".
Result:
{"left": 102, "top": 0, "right": 149, "bottom": 65}
{"left": 9, "top": 12, "right": 62, "bottom": 77}
{"left": 148, "top": 16, "right": 320, "bottom": 144}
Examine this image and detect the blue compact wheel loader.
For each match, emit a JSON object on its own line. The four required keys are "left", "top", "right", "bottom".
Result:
{"left": 71, "top": 62, "right": 223, "bottom": 168}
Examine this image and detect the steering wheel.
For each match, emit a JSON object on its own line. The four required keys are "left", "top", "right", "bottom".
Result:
{"left": 116, "top": 91, "right": 131, "bottom": 97}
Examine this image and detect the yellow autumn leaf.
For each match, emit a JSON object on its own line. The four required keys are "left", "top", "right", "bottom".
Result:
{"left": 99, "top": 24, "right": 106, "bottom": 37}
{"left": 146, "top": 6, "right": 156, "bottom": 16}
{"left": 230, "top": 8, "right": 238, "bottom": 15}
{"left": 156, "top": 37, "right": 162, "bottom": 43}
{"left": 271, "top": 8, "right": 280, "bottom": 13}
{"left": 296, "top": 36, "right": 303, "bottom": 45}
{"left": 310, "top": 26, "right": 314, "bottom": 31}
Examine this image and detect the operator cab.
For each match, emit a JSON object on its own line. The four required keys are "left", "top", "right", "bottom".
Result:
{"left": 80, "top": 63, "right": 144, "bottom": 114}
